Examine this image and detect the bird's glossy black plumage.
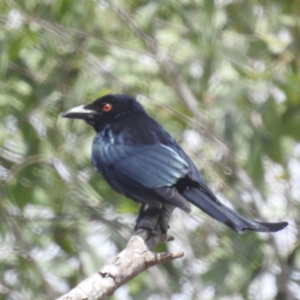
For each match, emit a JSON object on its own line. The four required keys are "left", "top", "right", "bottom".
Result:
{"left": 63, "top": 94, "right": 288, "bottom": 233}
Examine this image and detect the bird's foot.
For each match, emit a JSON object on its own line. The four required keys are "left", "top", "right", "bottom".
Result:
{"left": 135, "top": 203, "right": 175, "bottom": 242}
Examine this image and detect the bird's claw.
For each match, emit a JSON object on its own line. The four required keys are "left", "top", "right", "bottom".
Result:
{"left": 135, "top": 203, "right": 175, "bottom": 242}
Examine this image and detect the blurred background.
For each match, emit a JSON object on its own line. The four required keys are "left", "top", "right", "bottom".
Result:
{"left": 0, "top": 0, "right": 299, "bottom": 299}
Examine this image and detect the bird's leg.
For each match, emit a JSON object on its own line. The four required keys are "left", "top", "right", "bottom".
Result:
{"left": 158, "top": 203, "right": 175, "bottom": 234}
{"left": 136, "top": 203, "right": 147, "bottom": 225}
{"left": 135, "top": 204, "right": 160, "bottom": 232}
{"left": 135, "top": 203, "right": 175, "bottom": 242}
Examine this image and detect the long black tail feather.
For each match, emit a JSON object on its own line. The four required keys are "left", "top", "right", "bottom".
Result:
{"left": 183, "top": 187, "right": 288, "bottom": 233}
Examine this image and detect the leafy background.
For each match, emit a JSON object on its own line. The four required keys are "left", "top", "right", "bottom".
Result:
{"left": 0, "top": 0, "right": 299, "bottom": 299}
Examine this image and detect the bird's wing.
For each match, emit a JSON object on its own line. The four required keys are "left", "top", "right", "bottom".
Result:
{"left": 92, "top": 143, "right": 190, "bottom": 189}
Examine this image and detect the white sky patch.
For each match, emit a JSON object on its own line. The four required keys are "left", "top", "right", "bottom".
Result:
{"left": 248, "top": 273, "right": 277, "bottom": 300}
{"left": 270, "top": 85, "right": 286, "bottom": 103}
{"left": 190, "top": 259, "right": 209, "bottom": 276}
{"left": 250, "top": 86, "right": 269, "bottom": 104}
{"left": 29, "top": 110, "right": 47, "bottom": 139}
{"left": 293, "top": 143, "right": 300, "bottom": 156}
{"left": 5, "top": 115, "right": 18, "bottom": 134}
{"left": 272, "top": 219, "right": 298, "bottom": 255}
{"left": 6, "top": 204, "right": 21, "bottom": 217}
{"left": 183, "top": 129, "right": 203, "bottom": 152}
{"left": 0, "top": 245, "right": 14, "bottom": 261}
{"left": 114, "top": 285, "right": 132, "bottom": 300}
{"left": 288, "top": 158, "right": 300, "bottom": 200}
{"left": 87, "top": 234, "right": 118, "bottom": 259}
{"left": 4, "top": 269, "right": 18, "bottom": 285}
{"left": 53, "top": 157, "right": 71, "bottom": 182}
{"left": 0, "top": 165, "right": 12, "bottom": 181}
{"left": 171, "top": 279, "right": 194, "bottom": 300}
{"left": 289, "top": 281, "right": 300, "bottom": 300}
{"left": 200, "top": 285, "right": 216, "bottom": 300}
{"left": 45, "top": 273, "right": 70, "bottom": 293}
{"left": 189, "top": 61, "right": 204, "bottom": 79}
{"left": 206, "top": 232, "right": 220, "bottom": 249}
{"left": 263, "top": 159, "right": 289, "bottom": 218}
{"left": 23, "top": 203, "right": 55, "bottom": 220}
{"left": 240, "top": 191, "right": 253, "bottom": 204}
{"left": 86, "top": 222, "right": 118, "bottom": 260}
{"left": 291, "top": 270, "right": 300, "bottom": 281}
{"left": 67, "top": 257, "right": 80, "bottom": 270}
{"left": 252, "top": 60, "right": 266, "bottom": 73}
{"left": 100, "top": 61, "right": 114, "bottom": 73}
{"left": 139, "top": 54, "right": 156, "bottom": 66}
{"left": 277, "top": 29, "right": 292, "bottom": 45}
{"left": 6, "top": 9, "right": 23, "bottom": 29}
{"left": 30, "top": 243, "right": 61, "bottom": 261}
{"left": 172, "top": 209, "right": 199, "bottom": 231}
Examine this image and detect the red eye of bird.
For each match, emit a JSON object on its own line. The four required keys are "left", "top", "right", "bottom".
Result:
{"left": 102, "top": 103, "right": 112, "bottom": 112}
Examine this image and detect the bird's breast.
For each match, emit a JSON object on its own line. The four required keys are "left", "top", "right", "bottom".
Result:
{"left": 91, "top": 130, "right": 113, "bottom": 174}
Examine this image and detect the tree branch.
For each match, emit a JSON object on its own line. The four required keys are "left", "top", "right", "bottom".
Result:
{"left": 56, "top": 204, "right": 184, "bottom": 300}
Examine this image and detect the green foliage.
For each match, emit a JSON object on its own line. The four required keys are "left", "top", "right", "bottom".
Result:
{"left": 0, "top": 0, "right": 298, "bottom": 299}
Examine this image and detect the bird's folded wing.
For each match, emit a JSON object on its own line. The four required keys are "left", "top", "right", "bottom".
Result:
{"left": 93, "top": 143, "right": 189, "bottom": 188}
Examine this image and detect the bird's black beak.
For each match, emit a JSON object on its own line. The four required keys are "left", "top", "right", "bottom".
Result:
{"left": 62, "top": 105, "right": 95, "bottom": 120}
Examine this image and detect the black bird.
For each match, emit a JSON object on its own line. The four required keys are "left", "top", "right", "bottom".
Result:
{"left": 63, "top": 94, "right": 288, "bottom": 234}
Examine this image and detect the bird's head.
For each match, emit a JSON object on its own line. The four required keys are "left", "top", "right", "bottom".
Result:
{"left": 62, "top": 94, "right": 144, "bottom": 131}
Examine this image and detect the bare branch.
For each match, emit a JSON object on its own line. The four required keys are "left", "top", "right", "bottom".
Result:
{"left": 56, "top": 205, "right": 184, "bottom": 300}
